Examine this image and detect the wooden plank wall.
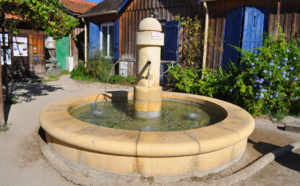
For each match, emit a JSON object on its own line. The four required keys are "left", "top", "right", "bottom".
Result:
{"left": 3, "top": 27, "right": 45, "bottom": 78}
{"left": 206, "top": 0, "right": 300, "bottom": 70}
{"left": 120, "top": 0, "right": 203, "bottom": 75}
{"left": 87, "top": 0, "right": 300, "bottom": 74}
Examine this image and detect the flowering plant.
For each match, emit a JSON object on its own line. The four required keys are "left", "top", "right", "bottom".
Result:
{"left": 169, "top": 27, "right": 299, "bottom": 116}
{"left": 231, "top": 29, "right": 299, "bottom": 116}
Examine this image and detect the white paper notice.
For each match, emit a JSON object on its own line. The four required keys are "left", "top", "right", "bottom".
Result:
{"left": 151, "top": 32, "right": 162, "bottom": 40}
{"left": 13, "top": 37, "right": 28, "bottom": 56}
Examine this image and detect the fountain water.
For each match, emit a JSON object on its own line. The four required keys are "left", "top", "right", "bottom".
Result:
{"left": 40, "top": 17, "right": 255, "bottom": 181}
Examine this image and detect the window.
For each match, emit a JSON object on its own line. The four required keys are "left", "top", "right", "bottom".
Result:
{"left": 100, "top": 23, "right": 114, "bottom": 57}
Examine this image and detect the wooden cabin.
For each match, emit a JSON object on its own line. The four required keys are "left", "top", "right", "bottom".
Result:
{"left": 0, "top": 0, "right": 97, "bottom": 78}
{"left": 81, "top": 0, "right": 300, "bottom": 76}
{"left": 1, "top": 20, "right": 47, "bottom": 78}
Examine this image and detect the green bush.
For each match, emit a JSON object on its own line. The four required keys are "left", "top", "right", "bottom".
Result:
{"left": 71, "top": 51, "right": 113, "bottom": 82}
{"left": 71, "top": 51, "right": 137, "bottom": 85}
{"left": 108, "top": 75, "right": 136, "bottom": 85}
{"left": 70, "top": 61, "right": 86, "bottom": 78}
{"left": 109, "top": 74, "right": 123, "bottom": 84}
{"left": 168, "top": 28, "right": 300, "bottom": 116}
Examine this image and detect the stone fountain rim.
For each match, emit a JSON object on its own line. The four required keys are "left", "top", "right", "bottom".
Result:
{"left": 40, "top": 91, "right": 255, "bottom": 157}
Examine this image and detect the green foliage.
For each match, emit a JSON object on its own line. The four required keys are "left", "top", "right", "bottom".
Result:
{"left": 71, "top": 51, "right": 136, "bottom": 85}
{"left": 272, "top": 111, "right": 288, "bottom": 120}
{"left": 4, "top": 97, "right": 17, "bottom": 104}
{"left": 168, "top": 28, "right": 300, "bottom": 117}
{"left": 169, "top": 16, "right": 222, "bottom": 91}
{"left": 0, "top": 124, "right": 9, "bottom": 132}
{"left": 72, "top": 75, "right": 99, "bottom": 82}
{"left": 71, "top": 51, "right": 113, "bottom": 82}
{"left": 0, "top": 0, "right": 79, "bottom": 39}
{"left": 176, "top": 16, "right": 202, "bottom": 67}
{"left": 42, "top": 70, "right": 70, "bottom": 82}
{"left": 176, "top": 16, "right": 221, "bottom": 68}
{"left": 167, "top": 65, "right": 200, "bottom": 93}
{"left": 109, "top": 75, "right": 136, "bottom": 85}
{"left": 70, "top": 61, "right": 85, "bottom": 78}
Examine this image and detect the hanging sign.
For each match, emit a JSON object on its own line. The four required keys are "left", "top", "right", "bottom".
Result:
{"left": 13, "top": 37, "right": 28, "bottom": 56}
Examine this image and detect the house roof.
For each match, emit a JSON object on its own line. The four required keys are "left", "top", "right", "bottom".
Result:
{"left": 60, "top": 0, "right": 97, "bottom": 14}
{"left": 80, "top": 0, "right": 222, "bottom": 18}
{"left": 80, "top": 0, "right": 124, "bottom": 18}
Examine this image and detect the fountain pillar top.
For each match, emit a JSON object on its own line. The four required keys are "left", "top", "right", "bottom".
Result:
{"left": 136, "top": 18, "right": 164, "bottom": 48}
{"left": 138, "top": 17, "right": 162, "bottom": 32}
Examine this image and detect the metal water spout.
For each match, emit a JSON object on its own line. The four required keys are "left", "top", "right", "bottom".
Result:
{"left": 134, "top": 17, "right": 164, "bottom": 119}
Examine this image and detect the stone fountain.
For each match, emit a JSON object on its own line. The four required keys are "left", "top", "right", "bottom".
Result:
{"left": 40, "top": 17, "right": 255, "bottom": 181}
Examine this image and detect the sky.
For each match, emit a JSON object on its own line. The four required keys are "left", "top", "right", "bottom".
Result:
{"left": 84, "top": 0, "right": 102, "bottom": 3}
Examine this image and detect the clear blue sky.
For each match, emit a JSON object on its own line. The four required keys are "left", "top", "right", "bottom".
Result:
{"left": 84, "top": 0, "right": 102, "bottom": 3}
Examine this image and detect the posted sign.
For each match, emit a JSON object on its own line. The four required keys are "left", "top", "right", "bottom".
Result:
{"left": 151, "top": 32, "right": 162, "bottom": 40}
{"left": 13, "top": 37, "right": 28, "bottom": 56}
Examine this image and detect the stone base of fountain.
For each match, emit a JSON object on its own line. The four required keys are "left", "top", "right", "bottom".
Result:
{"left": 40, "top": 92, "right": 255, "bottom": 180}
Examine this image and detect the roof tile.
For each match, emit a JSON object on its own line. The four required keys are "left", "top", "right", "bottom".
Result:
{"left": 60, "top": 0, "right": 97, "bottom": 14}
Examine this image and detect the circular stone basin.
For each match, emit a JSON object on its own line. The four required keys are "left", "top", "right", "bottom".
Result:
{"left": 40, "top": 92, "right": 255, "bottom": 180}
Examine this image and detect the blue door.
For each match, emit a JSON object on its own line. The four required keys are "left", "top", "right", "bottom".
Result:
{"left": 164, "top": 20, "right": 180, "bottom": 62}
{"left": 241, "top": 7, "right": 268, "bottom": 53}
{"left": 162, "top": 20, "right": 180, "bottom": 82}
{"left": 89, "top": 22, "right": 100, "bottom": 58}
{"left": 113, "top": 19, "right": 120, "bottom": 60}
{"left": 222, "top": 7, "right": 244, "bottom": 67}
{"left": 222, "top": 7, "right": 268, "bottom": 66}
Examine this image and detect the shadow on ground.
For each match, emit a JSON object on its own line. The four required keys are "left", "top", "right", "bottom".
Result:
{"left": 249, "top": 139, "right": 300, "bottom": 172}
{"left": 2, "top": 80, "right": 64, "bottom": 122}
{"left": 3, "top": 80, "right": 64, "bottom": 103}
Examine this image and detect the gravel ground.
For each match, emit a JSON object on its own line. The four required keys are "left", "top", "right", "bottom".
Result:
{"left": 0, "top": 75, "right": 299, "bottom": 186}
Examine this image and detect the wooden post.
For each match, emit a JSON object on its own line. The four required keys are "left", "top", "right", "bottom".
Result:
{"left": 0, "top": 11, "right": 6, "bottom": 127}
{"left": 276, "top": 0, "right": 281, "bottom": 37}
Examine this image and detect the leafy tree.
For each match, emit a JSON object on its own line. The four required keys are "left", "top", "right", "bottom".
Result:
{"left": 0, "top": 0, "right": 79, "bottom": 127}
{"left": 0, "top": 0, "right": 79, "bottom": 38}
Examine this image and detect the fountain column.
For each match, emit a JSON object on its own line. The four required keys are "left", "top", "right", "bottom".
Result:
{"left": 134, "top": 17, "right": 164, "bottom": 119}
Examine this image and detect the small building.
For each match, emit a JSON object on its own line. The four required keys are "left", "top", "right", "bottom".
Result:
{"left": 54, "top": 0, "right": 97, "bottom": 71}
{"left": 0, "top": 0, "right": 97, "bottom": 78}
{"left": 1, "top": 15, "right": 47, "bottom": 78}
{"left": 81, "top": 0, "right": 300, "bottom": 76}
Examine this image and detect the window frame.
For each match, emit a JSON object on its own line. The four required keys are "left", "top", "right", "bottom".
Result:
{"left": 100, "top": 22, "right": 114, "bottom": 58}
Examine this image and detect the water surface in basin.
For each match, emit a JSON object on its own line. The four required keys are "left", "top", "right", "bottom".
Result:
{"left": 69, "top": 99, "right": 225, "bottom": 131}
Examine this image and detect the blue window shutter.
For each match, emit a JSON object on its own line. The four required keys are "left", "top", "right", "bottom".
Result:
{"left": 164, "top": 20, "right": 180, "bottom": 61}
{"left": 222, "top": 7, "right": 244, "bottom": 67}
{"left": 89, "top": 22, "right": 100, "bottom": 58}
{"left": 114, "top": 19, "right": 120, "bottom": 60}
{"left": 241, "top": 7, "right": 268, "bottom": 53}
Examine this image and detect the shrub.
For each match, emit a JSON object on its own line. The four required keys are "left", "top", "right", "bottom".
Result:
{"left": 71, "top": 51, "right": 113, "bottom": 82}
{"left": 108, "top": 75, "right": 136, "bottom": 85}
{"left": 70, "top": 61, "right": 86, "bottom": 78}
{"left": 230, "top": 30, "right": 300, "bottom": 116}
{"left": 168, "top": 28, "right": 300, "bottom": 116}
{"left": 71, "top": 51, "right": 137, "bottom": 85}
